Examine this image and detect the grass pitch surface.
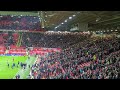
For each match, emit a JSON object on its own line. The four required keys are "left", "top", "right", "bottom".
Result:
{"left": 0, "top": 56, "right": 28, "bottom": 79}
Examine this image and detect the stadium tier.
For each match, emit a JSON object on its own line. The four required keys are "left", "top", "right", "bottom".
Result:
{"left": 0, "top": 15, "right": 41, "bottom": 30}
{"left": 22, "top": 32, "right": 89, "bottom": 48}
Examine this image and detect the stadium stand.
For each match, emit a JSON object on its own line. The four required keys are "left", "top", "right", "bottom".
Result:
{"left": 29, "top": 35, "right": 120, "bottom": 79}
{"left": 0, "top": 29, "right": 119, "bottom": 79}
{"left": 22, "top": 32, "right": 90, "bottom": 49}
{"left": 0, "top": 30, "right": 119, "bottom": 79}
{"left": 0, "top": 15, "right": 41, "bottom": 30}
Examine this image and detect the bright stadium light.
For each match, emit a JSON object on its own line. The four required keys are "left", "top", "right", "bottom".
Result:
{"left": 115, "top": 29, "right": 117, "bottom": 31}
{"left": 73, "top": 15, "right": 76, "bottom": 17}
{"left": 111, "top": 30, "right": 113, "bottom": 31}
{"left": 65, "top": 20, "right": 67, "bottom": 22}
{"left": 62, "top": 23, "right": 64, "bottom": 24}
{"left": 55, "top": 27, "right": 57, "bottom": 29}
{"left": 69, "top": 17, "right": 72, "bottom": 19}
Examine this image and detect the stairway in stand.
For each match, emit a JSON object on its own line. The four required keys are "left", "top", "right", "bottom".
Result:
{"left": 17, "top": 32, "right": 23, "bottom": 47}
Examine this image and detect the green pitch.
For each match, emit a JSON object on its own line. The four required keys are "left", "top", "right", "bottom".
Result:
{"left": 0, "top": 56, "right": 28, "bottom": 79}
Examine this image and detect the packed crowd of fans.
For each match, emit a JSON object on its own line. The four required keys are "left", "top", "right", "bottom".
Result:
{"left": 0, "top": 32, "right": 14, "bottom": 46}
{"left": 0, "top": 15, "right": 41, "bottom": 30}
{"left": 22, "top": 32, "right": 90, "bottom": 49}
{"left": 29, "top": 34, "right": 120, "bottom": 79}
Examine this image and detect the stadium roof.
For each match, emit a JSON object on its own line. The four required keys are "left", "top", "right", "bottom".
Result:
{"left": 40, "top": 11, "right": 120, "bottom": 31}
{"left": 0, "top": 11, "right": 38, "bottom": 16}
{"left": 1, "top": 11, "right": 120, "bottom": 31}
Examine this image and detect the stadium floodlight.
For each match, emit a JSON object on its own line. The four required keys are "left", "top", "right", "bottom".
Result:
{"left": 65, "top": 20, "right": 67, "bottom": 22}
{"left": 111, "top": 30, "right": 113, "bottom": 31}
{"left": 69, "top": 17, "right": 72, "bottom": 19}
{"left": 21, "top": 15, "right": 23, "bottom": 16}
{"left": 62, "top": 23, "right": 64, "bottom": 24}
{"left": 73, "top": 15, "right": 76, "bottom": 17}
{"left": 115, "top": 29, "right": 117, "bottom": 31}
{"left": 55, "top": 27, "right": 57, "bottom": 29}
